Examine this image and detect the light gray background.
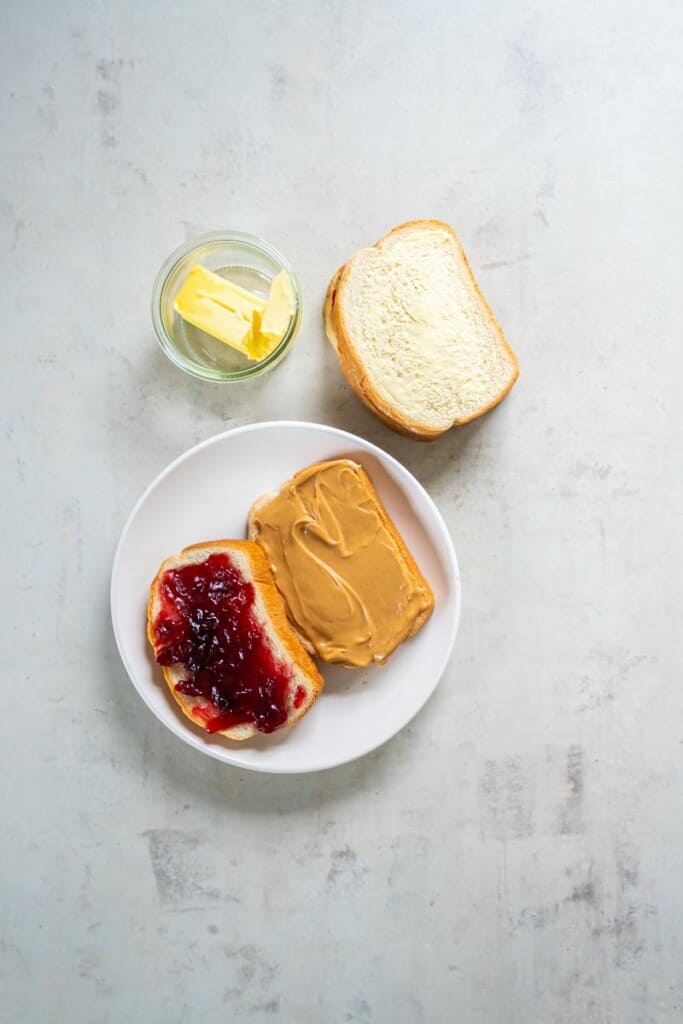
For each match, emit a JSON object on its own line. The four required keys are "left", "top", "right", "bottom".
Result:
{"left": 2, "top": 2, "right": 682, "bottom": 1021}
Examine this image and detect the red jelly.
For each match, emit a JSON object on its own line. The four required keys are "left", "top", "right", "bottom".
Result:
{"left": 151, "top": 552, "right": 294, "bottom": 734}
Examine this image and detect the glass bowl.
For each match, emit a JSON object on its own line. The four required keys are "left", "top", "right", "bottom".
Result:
{"left": 151, "top": 231, "right": 302, "bottom": 382}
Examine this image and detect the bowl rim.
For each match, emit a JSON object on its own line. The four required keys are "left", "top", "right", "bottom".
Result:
{"left": 150, "top": 230, "right": 302, "bottom": 382}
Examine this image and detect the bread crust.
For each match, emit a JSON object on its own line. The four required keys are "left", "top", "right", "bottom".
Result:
{"left": 324, "top": 219, "right": 520, "bottom": 440}
{"left": 247, "top": 460, "right": 434, "bottom": 667}
{"left": 147, "top": 539, "right": 323, "bottom": 740}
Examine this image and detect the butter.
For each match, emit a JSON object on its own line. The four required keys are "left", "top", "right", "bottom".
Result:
{"left": 173, "top": 264, "right": 295, "bottom": 362}
{"left": 261, "top": 271, "right": 295, "bottom": 342}
{"left": 173, "top": 266, "right": 263, "bottom": 355}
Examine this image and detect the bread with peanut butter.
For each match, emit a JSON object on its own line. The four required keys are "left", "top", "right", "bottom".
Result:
{"left": 324, "top": 220, "right": 519, "bottom": 439}
{"left": 147, "top": 540, "right": 323, "bottom": 739}
{"left": 248, "top": 460, "right": 434, "bottom": 667}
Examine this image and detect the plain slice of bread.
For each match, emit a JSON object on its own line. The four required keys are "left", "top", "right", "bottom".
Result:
{"left": 324, "top": 220, "right": 519, "bottom": 439}
{"left": 147, "top": 540, "right": 323, "bottom": 740}
{"left": 248, "top": 459, "right": 435, "bottom": 667}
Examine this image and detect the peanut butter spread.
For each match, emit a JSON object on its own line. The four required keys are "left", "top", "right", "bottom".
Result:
{"left": 250, "top": 459, "right": 434, "bottom": 666}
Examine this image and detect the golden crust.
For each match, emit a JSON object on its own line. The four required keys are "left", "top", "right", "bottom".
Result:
{"left": 323, "top": 219, "right": 520, "bottom": 440}
{"left": 147, "top": 539, "right": 323, "bottom": 740}
{"left": 247, "top": 459, "right": 435, "bottom": 667}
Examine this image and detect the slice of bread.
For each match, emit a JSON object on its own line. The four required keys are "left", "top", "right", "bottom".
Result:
{"left": 248, "top": 459, "right": 435, "bottom": 667}
{"left": 147, "top": 540, "right": 323, "bottom": 740}
{"left": 324, "top": 220, "right": 519, "bottom": 439}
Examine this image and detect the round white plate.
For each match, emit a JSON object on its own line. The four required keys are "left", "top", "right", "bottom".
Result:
{"left": 111, "top": 421, "right": 461, "bottom": 773}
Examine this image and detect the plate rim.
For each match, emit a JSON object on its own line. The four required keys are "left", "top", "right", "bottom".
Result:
{"left": 110, "top": 420, "right": 462, "bottom": 773}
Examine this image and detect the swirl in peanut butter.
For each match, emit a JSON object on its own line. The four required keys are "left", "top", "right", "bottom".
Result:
{"left": 251, "top": 460, "right": 434, "bottom": 666}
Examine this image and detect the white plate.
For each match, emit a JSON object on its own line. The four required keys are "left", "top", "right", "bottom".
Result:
{"left": 110, "top": 422, "right": 461, "bottom": 773}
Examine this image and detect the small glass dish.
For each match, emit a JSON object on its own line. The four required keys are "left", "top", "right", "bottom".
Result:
{"left": 151, "top": 231, "right": 302, "bottom": 382}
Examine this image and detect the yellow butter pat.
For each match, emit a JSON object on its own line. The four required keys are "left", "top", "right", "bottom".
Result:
{"left": 173, "top": 264, "right": 295, "bottom": 361}
{"left": 261, "top": 270, "right": 295, "bottom": 342}
{"left": 173, "top": 265, "right": 265, "bottom": 355}
{"left": 247, "top": 307, "right": 270, "bottom": 361}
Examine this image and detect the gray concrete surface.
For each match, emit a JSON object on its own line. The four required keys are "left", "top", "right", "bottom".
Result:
{"left": 2, "top": 1, "right": 682, "bottom": 1021}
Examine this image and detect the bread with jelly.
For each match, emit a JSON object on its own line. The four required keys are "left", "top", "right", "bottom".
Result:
{"left": 147, "top": 539, "right": 323, "bottom": 739}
